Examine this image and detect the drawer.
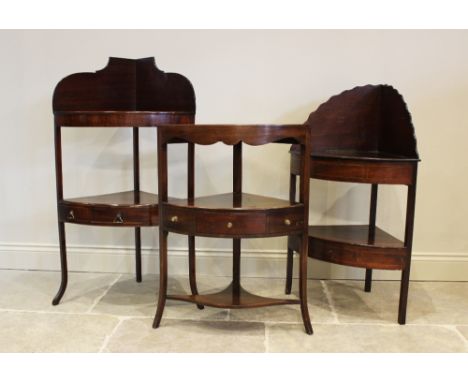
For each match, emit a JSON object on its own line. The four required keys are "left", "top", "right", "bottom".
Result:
{"left": 59, "top": 204, "right": 92, "bottom": 224}
{"left": 161, "top": 205, "right": 195, "bottom": 233}
{"left": 267, "top": 206, "right": 304, "bottom": 234}
{"left": 196, "top": 211, "right": 266, "bottom": 237}
{"left": 92, "top": 206, "right": 151, "bottom": 226}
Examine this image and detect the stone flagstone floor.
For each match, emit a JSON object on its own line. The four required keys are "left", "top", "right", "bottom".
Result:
{"left": 0, "top": 269, "right": 467, "bottom": 352}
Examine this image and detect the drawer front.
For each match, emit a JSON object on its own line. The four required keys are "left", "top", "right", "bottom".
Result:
{"left": 161, "top": 205, "right": 195, "bottom": 233}
{"left": 59, "top": 204, "right": 92, "bottom": 224}
{"left": 92, "top": 206, "right": 152, "bottom": 226}
{"left": 267, "top": 207, "right": 304, "bottom": 235}
{"left": 196, "top": 211, "right": 266, "bottom": 237}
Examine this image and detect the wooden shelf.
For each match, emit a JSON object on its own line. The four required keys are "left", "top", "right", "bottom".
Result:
{"left": 154, "top": 125, "right": 313, "bottom": 334}
{"left": 286, "top": 85, "right": 419, "bottom": 324}
{"left": 64, "top": 190, "right": 158, "bottom": 207}
{"left": 52, "top": 57, "right": 197, "bottom": 305}
{"left": 290, "top": 225, "right": 407, "bottom": 270}
{"left": 168, "top": 192, "right": 297, "bottom": 210}
{"left": 168, "top": 282, "right": 299, "bottom": 309}
{"left": 308, "top": 225, "right": 404, "bottom": 248}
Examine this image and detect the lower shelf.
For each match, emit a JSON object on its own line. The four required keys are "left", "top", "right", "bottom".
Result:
{"left": 289, "top": 225, "right": 408, "bottom": 270}
{"left": 168, "top": 282, "right": 300, "bottom": 309}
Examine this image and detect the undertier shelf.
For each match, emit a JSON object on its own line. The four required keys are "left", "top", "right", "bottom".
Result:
{"left": 289, "top": 225, "right": 407, "bottom": 270}
{"left": 168, "top": 283, "right": 300, "bottom": 309}
{"left": 307, "top": 225, "right": 404, "bottom": 248}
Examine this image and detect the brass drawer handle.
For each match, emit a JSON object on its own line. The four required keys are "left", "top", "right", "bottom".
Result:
{"left": 227, "top": 222, "right": 233, "bottom": 228}
{"left": 170, "top": 216, "right": 179, "bottom": 223}
{"left": 114, "top": 213, "right": 124, "bottom": 224}
{"left": 68, "top": 210, "right": 75, "bottom": 220}
{"left": 284, "top": 219, "right": 291, "bottom": 226}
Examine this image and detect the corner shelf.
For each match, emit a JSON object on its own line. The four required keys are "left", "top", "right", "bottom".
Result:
{"left": 51, "top": 57, "right": 196, "bottom": 305}
{"left": 168, "top": 283, "right": 299, "bottom": 309}
{"left": 153, "top": 124, "right": 313, "bottom": 334}
{"left": 286, "top": 84, "right": 420, "bottom": 325}
{"left": 289, "top": 225, "right": 406, "bottom": 270}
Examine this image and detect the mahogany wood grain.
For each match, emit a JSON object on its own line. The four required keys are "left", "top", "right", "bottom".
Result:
{"left": 286, "top": 85, "right": 419, "bottom": 325}
{"left": 53, "top": 57, "right": 195, "bottom": 113}
{"left": 168, "top": 283, "right": 300, "bottom": 309}
{"left": 160, "top": 195, "right": 304, "bottom": 238}
{"left": 158, "top": 124, "right": 307, "bottom": 146}
{"left": 365, "top": 184, "right": 378, "bottom": 292}
{"left": 154, "top": 124, "right": 313, "bottom": 334}
{"left": 58, "top": 191, "right": 159, "bottom": 226}
{"left": 288, "top": 225, "right": 407, "bottom": 270}
{"left": 63, "top": 190, "right": 158, "bottom": 206}
{"left": 55, "top": 111, "right": 194, "bottom": 127}
{"left": 52, "top": 57, "right": 197, "bottom": 305}
{"left": 133, "top": 127, "right": 141, "bottom": 282}
{"left": 291, "top": 153, "right": 417, "bottom": 185}
{"left": 167, "top": 192, "right": 298, "bottom": 209}
{"left": 291, "top": 85, "right": 419, "bottom": 159}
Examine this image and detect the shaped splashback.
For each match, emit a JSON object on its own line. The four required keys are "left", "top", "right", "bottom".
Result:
{"left": 52, "top": 57, "right": 196, "bottom": 113}
{"left": 301, "top": 85, "right": 419, "bottom": 160}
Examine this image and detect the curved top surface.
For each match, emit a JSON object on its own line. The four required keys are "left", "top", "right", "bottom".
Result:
{"left": 293, "top": 84, "right": 419, "bottom": 160}
{"left": 52, "top": 57, "right": 196, "bottom": 113}
{"left": 157, "top": 124, "right": 307, "bottom": 146}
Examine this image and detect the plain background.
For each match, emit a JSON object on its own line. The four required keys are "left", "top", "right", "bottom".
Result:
{"left": 0, "top": 29, "right": 467, "bottom": 279}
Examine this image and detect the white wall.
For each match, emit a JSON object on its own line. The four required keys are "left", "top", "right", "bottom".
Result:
{"left": 1, "top": 30, "right": 467, "bottom": 280}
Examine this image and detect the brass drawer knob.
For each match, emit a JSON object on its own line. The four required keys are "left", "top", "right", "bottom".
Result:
{"left": 284, "top": 219, "right": 291, "bottom": 226}
{"left": 170, "top": 216, "right": 179, "bottom": 223}
{"left": 227, "top": 222, "right": 233, "bottom": 228}
{"left": 114, "top": 213, "right": 124, "bottom": 224}
{"left": 68, "top": 210, "right": 75, "bottom": 220}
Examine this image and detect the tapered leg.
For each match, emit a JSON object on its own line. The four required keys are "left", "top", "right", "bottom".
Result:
{"left": 189, "top": 235, "right": 204, "bottom": 310}
{"left": 398, "top": 179, "right": 417, "bottom": 325}
{"left": 365, "top": 184, "right": 378, "bottom": 292}
{"left": 398, "top": 266, "right": 411, "bottom": 324}
{"left": 364, "top": 269, "right": 372, "bottom": 292}
{"left": 285, "top": 247, "right": 294, "bottom": 295}
{"left": 52, "top": 222, "right": 68, "bottom": 305}
{"left": 153, "top": 229, "right": 168, "bottom": 329}
{"left": 135, "top": 227, "right": 142, "bottom": 283}
{"left": 285, "top": 173, "right": 297, "bottom": 294}
{"left": 232, "top": 238, "right": 241, "bottom": 298}
{"left": 299, "top": 234, "right": 313, "bottom": 335}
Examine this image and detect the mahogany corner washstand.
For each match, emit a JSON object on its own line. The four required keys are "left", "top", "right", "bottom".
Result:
{"left": 153, "top": 124, "right": 313, "bottom": 334}
{"left": 52, "top": 57, "right": 197, "bottom": 305}
{"left": 285, "top": 85, "right": 420, "bottom": 324}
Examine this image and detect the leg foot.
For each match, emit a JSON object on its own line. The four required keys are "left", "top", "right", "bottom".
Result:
{"left": 285, "top": 247, "right": 294, "bottom": 295}
{"left": 398, "top": 267, "right": 411, "bottom": 325}
{"left": 153, "top": 230, "right": 168, "bottom": 329}
{"left": 52, "top": 222, "right": 68, "bottom": 305}
{"left": 299, "top": 235, "right": 313, "bottom": 335}
{"left": 135, "top": 227, "right": 142, "bottom": 283}
{"left": 188, "top": 236, "right": 204, "bottom": 310}
{"left": 364, "top": 268, "right": 372, "bottom": 292}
